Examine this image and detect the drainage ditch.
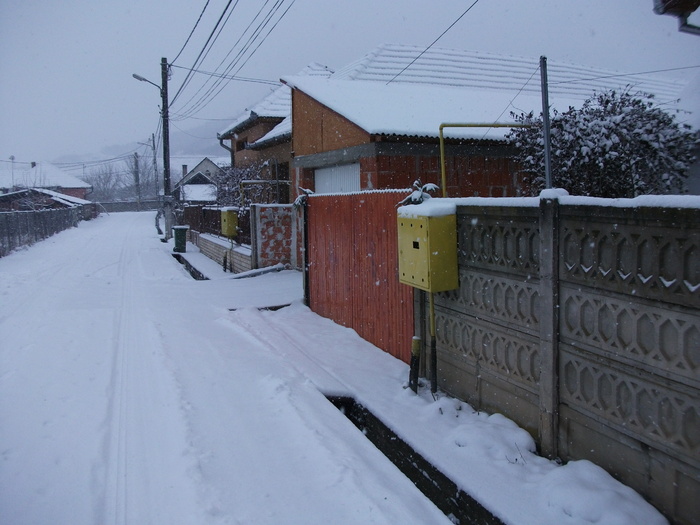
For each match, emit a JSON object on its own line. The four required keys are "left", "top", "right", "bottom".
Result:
{"left": 326, "top": 396, "right": 503, "bottom": 525}
{"left": 172, "top": 253, "right": 209, "bottom": 280}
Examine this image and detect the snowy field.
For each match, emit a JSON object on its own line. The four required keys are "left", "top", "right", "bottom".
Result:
{"left": 0, "top": 212, "right": 667, "bottom": 525}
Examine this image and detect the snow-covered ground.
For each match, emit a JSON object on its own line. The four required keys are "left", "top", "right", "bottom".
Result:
{"left": 0, "top": 212, "right": 667, "bottom": 525}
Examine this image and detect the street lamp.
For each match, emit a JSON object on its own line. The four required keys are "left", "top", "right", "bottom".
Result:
{"left": 133, "top": 57, "right": 173, "bottom": 239}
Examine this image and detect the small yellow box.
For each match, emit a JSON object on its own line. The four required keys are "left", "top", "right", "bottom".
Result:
{"left": 221, "top": 209, "right": 238, "bottom": 238}
{"left": 397, "top": 214, "right": 458, "bottom": 292}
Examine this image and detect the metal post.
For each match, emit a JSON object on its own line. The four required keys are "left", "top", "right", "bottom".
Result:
{"left": 540, "top": 56, "right": 553, "bottom": 189}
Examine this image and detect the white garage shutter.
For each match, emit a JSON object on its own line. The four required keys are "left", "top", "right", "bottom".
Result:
{"left": 314, "top": 163, "right": 361, "bottom": 194}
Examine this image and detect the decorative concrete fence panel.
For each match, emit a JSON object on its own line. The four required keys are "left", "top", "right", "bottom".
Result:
{"left": 427, "top": 196, "right": 699, "bottom": 525}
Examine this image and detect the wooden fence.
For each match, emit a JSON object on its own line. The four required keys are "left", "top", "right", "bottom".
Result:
{"left": 306, "top": 190, "right": 414, "bottom": 363}
{"left": 0, "top": 207, "right": 86, "bottom": 257}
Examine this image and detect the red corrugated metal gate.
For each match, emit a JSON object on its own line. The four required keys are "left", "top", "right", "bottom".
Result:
{"left": 306, "top": 190, "right": 414, "bottom": 363}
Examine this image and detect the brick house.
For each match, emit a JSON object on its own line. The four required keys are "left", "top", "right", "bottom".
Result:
{"left": 217, "top": 63, "right": 332, "bottom": 204}
{"left": 282, "top": 44, "right": 687, "bottom": 200}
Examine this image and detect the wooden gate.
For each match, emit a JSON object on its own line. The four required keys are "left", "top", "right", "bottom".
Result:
{"left": 306, "top": 190, "right": 413, "bottom": 363}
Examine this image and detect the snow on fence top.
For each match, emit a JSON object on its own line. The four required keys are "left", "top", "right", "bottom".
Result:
{"left": 398, "top": 190, "right": 700, "bottom": 218}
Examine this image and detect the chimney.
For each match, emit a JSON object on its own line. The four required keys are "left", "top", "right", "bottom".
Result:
{"left": 182, "top": 165, "right": 188, "bottom": 180}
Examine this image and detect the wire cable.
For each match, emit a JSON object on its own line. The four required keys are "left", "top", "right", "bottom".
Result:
{"left": 387, "top": 0, "right": 480, "bottom": 85}
{"left": 479, "top": 64, "right": 541, "bottom": 140}
{"left": 169, "top": 64, "right": 279, "bottom": 86}
{"left": 171, "top": 0, "right": 212, "bottom": 66}
{"left": 170, "top": 0, "right": 237, "bottom": 107}
{"left": 173, "top": 0, "right": 288, "bottom": 120}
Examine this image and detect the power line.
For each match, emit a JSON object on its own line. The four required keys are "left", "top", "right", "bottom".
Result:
{"left": 480, "top": 64, "right": 541, "bottom": 140}
{"left": 169, "top": 63, "right": 280, "bottom": 86}
{"left": 550, "top": 64, "right": 700, "bottom": 85}
{"left": 387, "top": 0, "right": 480, "bottom": 85}
{"left": 171, "top": 0, "right": 212, "bottom": 66}
{"left": 170, "top": 0, "right": 237, "bottom": 107}
{"left": 173, "top": 0, "right": 289, "bottom": 120}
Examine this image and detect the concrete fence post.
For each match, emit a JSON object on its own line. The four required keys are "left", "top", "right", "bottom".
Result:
{"left": 538, "top": 196, "right": 560, "bottom": 458}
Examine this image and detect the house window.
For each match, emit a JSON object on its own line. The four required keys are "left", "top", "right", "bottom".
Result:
{"left": 236, "top": 139, "right": 247, "bottom": 152}
{"left": 315, "top": 163, "right": 361, "bottom": 194}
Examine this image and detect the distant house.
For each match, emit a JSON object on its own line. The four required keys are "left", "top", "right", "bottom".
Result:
{"left": 173, "top": 157, "right": 226, "bottom": 205}
{"left": 282, "top": 44, "right": 691, "bottom": 199}
{"left": 0, "top": 161, "right": 92, "bottom": 199}
{"left": 0, "top": 188, "right": 98, "bottom": 218}
{"left": 217, "top": 63, "right": 332, "bottom": 204}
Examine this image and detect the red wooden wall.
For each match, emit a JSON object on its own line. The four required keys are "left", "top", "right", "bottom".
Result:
{"left": 306, "top": 190, "right": 414, "bottom": 363}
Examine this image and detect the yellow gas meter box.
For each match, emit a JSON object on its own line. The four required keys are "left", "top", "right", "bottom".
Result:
{"left": 221, "top": 208, "right": 238, "bottom": 238}
{"left": 397, "top": 213, "right": 458, "bottom": 292}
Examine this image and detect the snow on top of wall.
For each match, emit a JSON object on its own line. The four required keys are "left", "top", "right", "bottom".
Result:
{"left": 398, "top": 198, "right": 457, "bottom": 218}
{"left": 220, "top": 63, "right": 333, "bottom": 138}
{"left": 0, "top": 161, "right": 90, "bottom": 191}
{"left": 398, "top": 191, "right": 700, "bottom": 218}
{"left": 308, "top": 187, "right": 410, "bottom": 199}
{"left": 283, "top": 43, "right": 695, "bottom": 140}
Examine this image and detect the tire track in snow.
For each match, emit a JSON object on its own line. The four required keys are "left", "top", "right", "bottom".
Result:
{"left": 99, "top": 223, "right": 134, "bottom": 525}
{"left": 228, "top": 308, "right": 352, "bottom": 396}
{"left": 95, "top": 213, "right": 206, "bottom": 525}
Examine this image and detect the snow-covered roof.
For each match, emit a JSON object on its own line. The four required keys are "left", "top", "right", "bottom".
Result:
{"left": 34, "top": 188, "right": 92, "bottom": 206}
{"left": 249, "top": 116, "right": 292, "bottom": 149}
{"left": 0, "top": 161, "right": 91, "bottom": 191}
{"left": 219, "top": 63, "right": 332, "bottom": 138}
{"left": 282, "top": 43, "right": 695, "bottom": 141}
{"left": 181, "top": 184, "right": 217, "bottom": 202}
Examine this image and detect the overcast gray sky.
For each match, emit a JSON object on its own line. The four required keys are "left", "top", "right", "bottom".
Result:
{"left": 1, "top": 0, "right": 699, "bottom": 166}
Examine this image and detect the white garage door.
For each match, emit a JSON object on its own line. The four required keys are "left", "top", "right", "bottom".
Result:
{"left": 314, "top": 163, "right": 361, "bottom": 194}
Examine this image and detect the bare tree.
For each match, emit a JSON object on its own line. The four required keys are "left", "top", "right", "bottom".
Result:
{"left": 81, "top": 164, "right": 124, "bottom": 202}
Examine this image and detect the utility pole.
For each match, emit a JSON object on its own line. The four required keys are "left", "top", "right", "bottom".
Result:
{"left": 132, "top": 58, "right": 172, "bottom": 239}
{"left": 161, "top": 57, "right": 171, "bottom": 196}
{"left": 134, "top": 152, "right": 142, "bottom": 210}
{"left": 540, "top": 56, "right": 553, "bottom": 189}
{"left": 151, "top": 133, "right": 159, "bottom": 197}
{"left": 161, "top": 57, "right": 174, "bottom": 240}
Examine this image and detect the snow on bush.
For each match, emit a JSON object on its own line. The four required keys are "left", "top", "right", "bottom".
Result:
{"left": 507, "top": 88, "right": 697, "bottom": 198}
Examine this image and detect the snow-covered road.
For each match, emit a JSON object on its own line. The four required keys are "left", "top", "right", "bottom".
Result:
{"left": 0, "top": 212, "right": 448, "bottom": 525}
{"left": 0, "top": 212, "right": 668, "bottom": 525}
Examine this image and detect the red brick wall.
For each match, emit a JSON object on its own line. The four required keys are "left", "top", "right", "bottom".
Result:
{"left": 252, "top": 204, "right": 296, "bottom": 268}
{"left": 57, "top": 187, "right": 90, "bottom": 200}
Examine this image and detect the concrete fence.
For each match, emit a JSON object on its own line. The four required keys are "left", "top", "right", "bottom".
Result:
{"left": 425, "top": 195, "right": 699, "bottom": 524}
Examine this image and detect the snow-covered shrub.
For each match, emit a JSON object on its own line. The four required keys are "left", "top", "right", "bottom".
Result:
{"left": 507, "top": 89, "right": 697, "bottom": 198}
